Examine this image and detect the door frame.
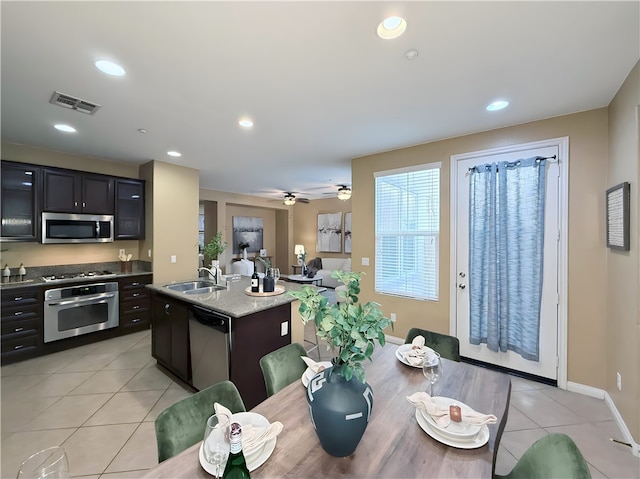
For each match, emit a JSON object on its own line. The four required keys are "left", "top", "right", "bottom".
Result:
{"left": 449, "top": 137, "right": 569, "bottom": 389}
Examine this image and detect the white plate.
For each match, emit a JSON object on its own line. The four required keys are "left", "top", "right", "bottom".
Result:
{"left": 301, "top": 362, "right": 333, "bottom": 387}
{"left": 395, "top": 344, "right": 437, "bottom": 368}
{"left": 199, "top": 412, "right": 277, "bottom": 474}
{"left": 415, "top": 409, "right": 489, "bottom": 449}
{"left": 419, "top": 397, "right": 482, "bottom": 441}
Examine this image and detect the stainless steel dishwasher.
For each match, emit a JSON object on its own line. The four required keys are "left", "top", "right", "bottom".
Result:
{"left": 188, "top": 305, "right": 231, "bottom": 391}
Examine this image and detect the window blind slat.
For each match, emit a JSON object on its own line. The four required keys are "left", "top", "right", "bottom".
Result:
{"left": 375, "top": 165, "right": 440, "bottom": 301}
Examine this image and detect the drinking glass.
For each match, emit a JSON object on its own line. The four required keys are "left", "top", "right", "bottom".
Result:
{"left": 422, "top": 352, "right": 442, "bottom": 397}
{"left": 17, "top": 446, "right": 70, "bottom": 479}
{"left": 203, "top": 413, "right": 230, "bottom": 478}
{"left": 271, "top": 268, "right": 281, "bottom": 285}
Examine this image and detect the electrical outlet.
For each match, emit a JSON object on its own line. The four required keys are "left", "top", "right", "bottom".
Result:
{"left": 170, "top": 255, "right": 177, "bottom": 264}
{"left": 616, "top": 372, "right": 622, "bottom": 391}
{"left": 390, "top": 313, "right": 397, "bottom": 322}
{"left": 280, "top": 321, "right": 288, "bottom": 336}
{"left": 119, "top": 249, "right": 125, "bottom": 257}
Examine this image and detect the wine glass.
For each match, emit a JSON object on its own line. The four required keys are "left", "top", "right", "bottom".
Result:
{"left": 17, "top": 446, "right": 70, "bottom": 479}
{"left": 203, "top": 413, "right": 230, "bottom": 478}
{"left": 422, "top": 352, "right": 442, "bottom": 397}
{"left": 271, "top": 268, "right": 281, "bottom": 285}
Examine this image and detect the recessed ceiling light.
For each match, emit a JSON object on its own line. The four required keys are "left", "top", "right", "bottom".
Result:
{"left": 486, "top": 100, "right": 509, "bottom": 111}
{"left": 95, "top": 60, "right": 126, "bottom": 77}
{"left": 238, "top": 119, "right": 254, "bottom": 128}
{"left": 377, "top": 16, "right": 407, "bottom": 40}
{"left": 404, "top": 49, "right": 419, "bottom": 60}
{"left": 54, "top": 124, "right": 76, "bottom": 133}
{"left": 138, "top": 128, "right": 148, "bottom": 134}
{"left": 167, "top": 151, "right": 182, "bottom": 157}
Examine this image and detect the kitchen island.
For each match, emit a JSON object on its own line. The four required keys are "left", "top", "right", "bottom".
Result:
{"left": 146, "top": 277, "right": 313, "bottom": 409}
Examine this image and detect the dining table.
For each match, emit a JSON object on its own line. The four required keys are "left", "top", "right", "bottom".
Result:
{"left": 142, "top": 342, "right": 512, "bottom": 478}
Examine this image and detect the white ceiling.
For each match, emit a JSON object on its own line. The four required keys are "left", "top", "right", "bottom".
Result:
{"left": 1, "top": 1, "right": 638, "bottom": 201}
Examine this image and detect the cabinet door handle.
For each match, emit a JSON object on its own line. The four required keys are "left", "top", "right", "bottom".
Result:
{"left": 132, "top": 305, "right": 140, "bottom": 310}
{"left": 164, "top": 304, "right": 170, "bottom": 315}
{"left": 14, "top": 344, "right": 24, "bottom": 350}
{"left": 74, "top": 201, "right": 78, "bottom": 207}
{"left": 13, "top": 296, "right": 23, "bottom": 301}
{"left": 83, "top": 202, "right": 86, "bottom": 208}
{"left": 14, "top": 327, "right": 24, "bottom": 332}
{"left": 132, "top": 282, "right": 141, "bottom": 286}
{"left": 132, "top": 293, "right": 140, "bottom": 297}
{"left": 132, "top": 318, "right": 141, "bottom": 323}
{"left": 14, "top": 311, "right": 23, "bottom": 316}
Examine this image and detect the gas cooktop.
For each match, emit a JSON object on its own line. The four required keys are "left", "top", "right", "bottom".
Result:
{"left": 41, "top": 270, "right": 116, "bottom": 283}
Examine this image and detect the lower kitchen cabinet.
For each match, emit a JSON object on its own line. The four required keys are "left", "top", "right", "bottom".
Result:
{"left": 151, "top": 293, "right": 191, "bottom": 383}
{"left": 118, "top": 274, "right": 152, "bottom": 332}
{"left": 1, "top": 286, "right": 43, "bottom": 363}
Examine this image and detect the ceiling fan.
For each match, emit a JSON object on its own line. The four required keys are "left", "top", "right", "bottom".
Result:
{"left": 283, "top": 192, "right": 310, "bottom": 205}
{"left": 322, "top": 184, "right": 352, "bottom": 201}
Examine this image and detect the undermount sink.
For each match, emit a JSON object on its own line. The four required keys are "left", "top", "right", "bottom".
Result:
{"left": 164, "top": 280, "right": 225, "bottom": 294}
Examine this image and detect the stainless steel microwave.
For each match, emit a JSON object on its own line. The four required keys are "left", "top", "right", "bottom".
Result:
{"left": 41, "top": 212, "right": 114, "bottom": 244}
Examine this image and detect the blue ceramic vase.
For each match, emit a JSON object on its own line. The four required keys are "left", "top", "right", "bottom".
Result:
{"left": 306, "top": 364, "right": 373, "bottom": 457}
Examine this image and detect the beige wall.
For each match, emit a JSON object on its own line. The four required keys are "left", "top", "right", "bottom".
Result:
{"left": 292, "top": 196, "right": 352, "bottom": 265}
{"left": 607, "top": 61, "right": 639, "bottom": 440}
{"left": 352, "top": 108, "right": 610, "bottom": 392}
{"left": 148, "top": 161, "right": 200, "bottom": 284}
{"left": 1, "top": 142, "right": 142, "bottom": 268}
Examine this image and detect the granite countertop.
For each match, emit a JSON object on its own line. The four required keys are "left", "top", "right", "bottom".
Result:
{"left": 147, "top": 276, "right": 317, "bottom": 318}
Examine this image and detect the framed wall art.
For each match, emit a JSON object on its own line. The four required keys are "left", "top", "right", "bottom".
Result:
{"left": 606, "top": 182, "right": 630, "bottom": 251}
{"left": 232, "top": 216, "right": 264, "bottom": 253}
{"left": 317, "top": 212, "right": 342, "bottom": 253}
{"left": 344, "top": 212, "right": 352, "bottom": 254}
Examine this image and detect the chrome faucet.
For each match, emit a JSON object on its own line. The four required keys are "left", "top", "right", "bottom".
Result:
{"left": 198, "top": 267, "right": 217, "bottom": 283}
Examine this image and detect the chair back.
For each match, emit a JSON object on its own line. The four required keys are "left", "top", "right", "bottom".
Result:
{"left": 405, "top": 327, "right": 461, "bottom": 361}
{"left": 495, "top": 433, "right": 591, "bottom": 479}
{"left": 154, "top": 380, "right": 245, "bottom": 462}
{"left": 259, "top": 343, "right": 308, "bottom": 397}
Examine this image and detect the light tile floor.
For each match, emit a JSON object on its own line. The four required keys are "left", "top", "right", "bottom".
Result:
{"left": 1, "top": 322, "right": 637, "bottom": 478}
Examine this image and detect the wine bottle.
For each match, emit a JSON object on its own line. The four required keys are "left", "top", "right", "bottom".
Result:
{"left": 251, "top": 263, "right": 260, "bottom": 293}
{"left": 222, "top": 422, "right": 251, "bottom": 479}
{"left": 263, "top": 268, "right": 275, "bottom": 293}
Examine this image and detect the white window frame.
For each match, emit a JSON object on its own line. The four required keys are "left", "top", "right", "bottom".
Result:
{"left": 374, "top": 162, "right": 441, "bottom": 301}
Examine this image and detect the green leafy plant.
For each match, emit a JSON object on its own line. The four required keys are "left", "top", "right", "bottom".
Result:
{"left": 288, "top": 271, "right": 392, "bottom": 383}
{"left": 255, "top": 256, "right": 271, "bottom": 271}
{"left": 203, "top": 231, "right": 227, "bottom": 261}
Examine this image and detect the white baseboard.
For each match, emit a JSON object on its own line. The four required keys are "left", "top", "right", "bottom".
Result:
{"left": 385, "top": 334, "right": 404, "bottom": 345}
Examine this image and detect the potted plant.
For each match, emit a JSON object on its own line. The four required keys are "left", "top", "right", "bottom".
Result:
{"left": 288, "top": 271, "right": 392, "bottom": 457}
{"left": 203, "top": 231, "right": 227, "bottom": 264}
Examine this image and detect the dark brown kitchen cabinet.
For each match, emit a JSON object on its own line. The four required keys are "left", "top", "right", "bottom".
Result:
{"left": 115, "top": 179, "right": 145, "bottom": 239}
{"left": 118, "top": 274, "right": 152, "bottom": 332}
{"left": 43, "top": 168, "right": 114, "bottom": 214}
{"left": 1, "top": 286, "right": 43, "bottom": 364}
{"left": 0, "top": 161, "right": 40, "bottom": 241}
{"left": 151, "top": 293, "right": 190, "bottom": 383}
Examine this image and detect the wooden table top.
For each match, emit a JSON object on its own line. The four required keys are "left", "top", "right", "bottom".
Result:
{"left": 142, "top": 344, "right": 512, "bottom": 478}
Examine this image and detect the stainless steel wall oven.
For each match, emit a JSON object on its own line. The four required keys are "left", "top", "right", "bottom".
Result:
{"left": 44, "top": 282, "right": 119, "bottom": 343}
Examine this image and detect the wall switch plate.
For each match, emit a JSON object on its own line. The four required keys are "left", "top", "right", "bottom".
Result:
{"left": 362, "top": 257, "right": 369, "bottom": 266}
{"left": 170, "top": 255, "right": 177, "bottom": 263}
{"left": 390, "top": 313, "right": 396, "bottom": 322}
{"left": 119, "top": 249, "right": 125, "bottom": 257}
{"left": 148, "top": 249, "right": 152, "bottom": 258}
{"left": 280, "top": 321, "right": 288, "bottom": 336}
{"left": 616, "top": 372, "right": 622, "bottom": 391}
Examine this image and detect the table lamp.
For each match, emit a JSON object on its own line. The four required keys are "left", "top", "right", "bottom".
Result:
{"left": 294, "top": 244, "right": 305, "bottom": 265}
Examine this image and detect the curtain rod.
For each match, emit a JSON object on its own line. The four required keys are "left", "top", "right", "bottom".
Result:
{"left": 468, "top": 155, "right": 557, "bottom": 173}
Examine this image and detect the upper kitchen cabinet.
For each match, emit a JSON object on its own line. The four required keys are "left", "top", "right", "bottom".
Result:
{"left": 43, "top": 168, "right": 114, "bottom": 214}
{"left": 0, "top": 161, "right": 40, "bottom": 241}
{"left": 115, "top": 179, "right": 145, "bottom": 239}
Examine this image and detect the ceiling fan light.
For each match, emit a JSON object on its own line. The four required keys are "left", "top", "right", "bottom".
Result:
{"left": 283, "top": 194, "right": 296, "bottom": 206}
{"left": 337, "top": 186, "right": 352, "bottom": 201}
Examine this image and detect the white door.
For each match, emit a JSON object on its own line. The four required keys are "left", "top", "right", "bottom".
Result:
{"left": 453, "top": 144, "right": 561, "bottom": 380}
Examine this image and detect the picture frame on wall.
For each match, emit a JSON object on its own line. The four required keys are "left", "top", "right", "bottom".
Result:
{"left": 232, "top": 216, "right": 264, "bottom": 253}
{"left": 606, "top": 182, "right": 630, "bottom": 251}
{"left": 344, "top": 212, "right": 352, "bottom": 254}
{"left": 317, "top": 212, "right": 342, "bottom": 253}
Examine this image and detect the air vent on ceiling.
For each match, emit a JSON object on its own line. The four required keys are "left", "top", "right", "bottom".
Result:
{"left": 49, "top": 91, "right": 101, "bottom": 115}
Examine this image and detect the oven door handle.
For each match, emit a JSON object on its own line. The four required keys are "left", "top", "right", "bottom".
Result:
{"left": 46, "top": 293, "right": 116, "bottom": 307}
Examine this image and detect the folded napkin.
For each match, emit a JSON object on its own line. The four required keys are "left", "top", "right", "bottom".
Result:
{"left": 406, "top": 392, "right": 497, "bottom": 428}
{"left": 213, "top": 402, "right": 283, "bottom": 453}
{"left": 301, "top": 356, "right": 328, "bottom": 373}
{"left": 403, "top": 336, "right": 435, "bottom": 367}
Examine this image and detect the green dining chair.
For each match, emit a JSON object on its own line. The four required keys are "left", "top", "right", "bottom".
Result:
{"left": 495, "top": 433, "right": 591, "bottom": 479}
{"left": 154, "top": 380, "right": 246, "bottom": 462}
{"left": 405, "top": 327, "right": 461, "bottom": 362}
{"left": 259, "top": 343, "right": 308, "bottom": 397}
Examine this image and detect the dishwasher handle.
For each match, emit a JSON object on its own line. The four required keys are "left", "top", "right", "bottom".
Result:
{"left": 189, "top": 305, "right": 229, "bottom": 334}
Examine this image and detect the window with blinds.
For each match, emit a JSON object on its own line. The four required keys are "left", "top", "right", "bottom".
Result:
{"left": 374, "top": 162, "right": 440, "bottom": 301}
